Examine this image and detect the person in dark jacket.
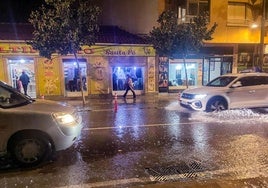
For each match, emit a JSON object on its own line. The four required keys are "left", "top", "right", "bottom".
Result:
{"left": 19, "top": 71, "right": 30, "bottom": 95}
{"left": 123, "top": 74, "right": 136, "bottom": 98}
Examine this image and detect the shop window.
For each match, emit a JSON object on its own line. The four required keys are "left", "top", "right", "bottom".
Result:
{"left": 112, "top": 66, "right": 144, "bottom": 91}
{"left": 63, "top": 59, "right": 87, "bottom": 93}
{"left": 169, "top": 63, "right": 198, "bottom": 88}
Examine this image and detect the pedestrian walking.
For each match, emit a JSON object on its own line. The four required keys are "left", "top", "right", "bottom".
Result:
{"left": 123, "top": 74, "right": 136, "bottom": 98}
{"left": 19, "top": 70, "right": 30, "bottom": 95}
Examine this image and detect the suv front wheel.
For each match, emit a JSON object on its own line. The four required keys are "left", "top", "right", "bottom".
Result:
{"left": 206, "top": 97, "right": 227, "bottom": 112}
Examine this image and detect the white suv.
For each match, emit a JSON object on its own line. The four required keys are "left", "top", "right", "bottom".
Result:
{"left": 180, "top": 72, "right": 268, "bottom": 112}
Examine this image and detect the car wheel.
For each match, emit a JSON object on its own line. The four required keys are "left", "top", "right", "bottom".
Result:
{"left": 206, "top": 97, "right": 227, "bottom": 112}
{"left": 8, "top": 132, "right": 52, "bottom": 167}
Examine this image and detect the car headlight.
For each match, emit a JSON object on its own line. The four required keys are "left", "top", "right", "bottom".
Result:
{"left": 193, "top": 94, "right": 207, "bottom": 99}
{"left": 53, "top": 112, "right": 76, "bottom": 125}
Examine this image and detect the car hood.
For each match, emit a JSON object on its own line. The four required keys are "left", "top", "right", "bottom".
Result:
{"left": 183, "top": 86, "right": 228, "bottom": 94}
{"left": 10, "top": 99, "right": 76, "bottom": 114}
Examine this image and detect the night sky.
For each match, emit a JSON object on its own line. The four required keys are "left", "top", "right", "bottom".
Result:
{"left": 0, "top": 0, "right": 45, "bottom": 23}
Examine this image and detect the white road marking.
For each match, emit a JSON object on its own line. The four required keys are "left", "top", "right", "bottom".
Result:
{"left": 57, "top": 166, "right": 268, "bottom": 188}
{"left": 57, "top": 177, "right": 147, "bottom": 188}
{"left": 83, "top": 122, "right": 202, "bottom": 131}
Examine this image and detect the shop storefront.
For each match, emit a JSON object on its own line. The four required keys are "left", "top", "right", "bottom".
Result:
{"left": 167, "top": 58, "right": 203, "bottom": 92}
{"left": 0, "top": 43, "right": 157, "bottom": 98}
{"left": 159, "top": 55, "right": 233, "bottom": 93}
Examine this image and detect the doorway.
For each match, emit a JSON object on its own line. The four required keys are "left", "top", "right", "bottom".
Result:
{"left": 111, "top": 66, "right": 145, "bottom": 96}
{"left": 63, "top": 59, "right": 87, "bottom": 97}
{"left": 203, "top": 57, "right": 233, "bottom": 85}
{"left": 7, "top": 58, "right": 36, "bottom": 98}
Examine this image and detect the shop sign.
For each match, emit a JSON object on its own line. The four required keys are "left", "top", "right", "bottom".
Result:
{"left": 37, "top": 57, "right": 61, "bottom": 95}
{"left": 0, "top": 44, "right": 38, "bottom": 55}
{"left": 0, "top": 43, "right": 155, "bottom": 57}
{"left": 78, "top": 45, "right": 155, "bottom": 56}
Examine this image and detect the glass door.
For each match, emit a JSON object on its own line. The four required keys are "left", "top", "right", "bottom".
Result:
{"left": 111, "top": 66, "right": 144, "bottom": 96}
{"left": 202, "top": 57, "right": 232, "bottom": 85}
{"left": 7, "top": 58, "right": 36, "bottom": 98}
{"left": 63, "top": 59, "right": 87, "bottom": 97}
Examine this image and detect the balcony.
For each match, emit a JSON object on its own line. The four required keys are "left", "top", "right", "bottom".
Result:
{"left": 177, "top": 15, "right": 195, "bottom": 24}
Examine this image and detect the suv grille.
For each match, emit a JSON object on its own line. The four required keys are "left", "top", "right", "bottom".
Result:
{"left": 181, "top": 93, "right": 195, "bottom": 99}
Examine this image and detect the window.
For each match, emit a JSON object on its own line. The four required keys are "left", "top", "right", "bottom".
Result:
{"left": 188, "top": 0, "right": 209, "bottom": 15}
{"left": 169, "top": 62, "right": 198, "bottom": 87}
{"left": 237, "top": 76, "right": 268, "bottom": 87}
{"left": 227, "top": 2, "right": 253, "bottom": 25}
{"left": 112, "top": 66, "right": 144, "bottom": 91}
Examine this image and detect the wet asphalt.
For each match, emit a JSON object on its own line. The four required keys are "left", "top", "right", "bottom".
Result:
{"left": 0, "top": 93, "right": 267, "bottom": 188}
{"left": 62, "top": 94, "right": 268, "bottom": 188}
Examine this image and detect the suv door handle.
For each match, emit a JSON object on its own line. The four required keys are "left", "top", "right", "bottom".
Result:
{"left": 249, "top": 90, "right": 255, "bottom": 93}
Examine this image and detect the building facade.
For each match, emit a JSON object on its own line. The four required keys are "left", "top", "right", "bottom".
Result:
{"left": 1, "top": 0, "right": 268, "bottom": 97}
{"left": 97, "top": 0, "right": 268, "bottom": 92}
{"left": 0, "top": 24, "right": 156, "bottom": 98}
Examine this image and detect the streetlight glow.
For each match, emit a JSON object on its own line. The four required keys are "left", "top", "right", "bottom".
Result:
{"left": 251, "top": 23, "right": 258, "bottom": 29}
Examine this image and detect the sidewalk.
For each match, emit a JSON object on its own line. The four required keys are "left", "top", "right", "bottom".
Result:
{"left": 50, "top": 93, "right": 179, "bottom": 108}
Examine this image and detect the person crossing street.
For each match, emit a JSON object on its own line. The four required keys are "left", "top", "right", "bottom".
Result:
{"left": 123, "top": 74, "right": 136, "bottom": 99}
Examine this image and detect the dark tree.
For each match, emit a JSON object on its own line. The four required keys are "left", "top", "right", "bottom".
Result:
{"left": 148, "top": 10, "right": 217, "bottom": 88}
{"left": 28, "top": 0, "right": 101, "bottom": 105}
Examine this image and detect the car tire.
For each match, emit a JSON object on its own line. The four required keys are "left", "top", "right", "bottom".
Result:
{"left": 8, "top": 132, "right": 52, "bottom": 168}
{"left": 206, "top": 97, "right": 227, "bottom": 112}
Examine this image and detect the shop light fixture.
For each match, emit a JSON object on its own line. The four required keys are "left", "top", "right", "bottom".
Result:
{"left": 176, "top": 65, "right": 182, "bottom": 70}
{"left": 20, "top": 59, "right": 25, "bottom": 63}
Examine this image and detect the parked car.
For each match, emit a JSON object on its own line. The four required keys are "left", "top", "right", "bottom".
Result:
{"left": 180, "top": 72, "right": 268, "bottom": 112}
{"left": 0, "top": 80, "right": 82, "bottom": 167}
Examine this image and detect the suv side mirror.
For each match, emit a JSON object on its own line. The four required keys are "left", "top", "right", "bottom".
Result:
{"left": 232, "top": 81, "right": 242, "bottom": 88}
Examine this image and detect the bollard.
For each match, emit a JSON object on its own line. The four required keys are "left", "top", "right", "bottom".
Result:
{"left": 178, "top": 92, "right": 181, "bottom": 101}
{"left": 114, "top": 93, "right": 118, "bottom": 111}
{"left": 41, "top": 95, "right": 44, "bottom": 100}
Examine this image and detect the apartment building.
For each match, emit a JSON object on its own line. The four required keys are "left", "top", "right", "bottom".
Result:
{"left": 97, "top": 0, "right": 268, "bottom": 92}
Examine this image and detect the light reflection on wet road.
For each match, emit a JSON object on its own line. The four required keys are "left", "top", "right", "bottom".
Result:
{"left": 0, "top": 98, "right": 267, "bottom": 187}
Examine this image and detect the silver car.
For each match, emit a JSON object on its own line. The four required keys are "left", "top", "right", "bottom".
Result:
{"left": 180, "top": 72, "right": 268, "bottom": 112}
{"left": 0, "top": 81, "right": 82, "bottom": 167}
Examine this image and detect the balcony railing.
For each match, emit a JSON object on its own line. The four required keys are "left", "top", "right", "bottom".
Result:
{"left": 177, "top": 15, "right": 195, "bottom": 24}
{"left": 227, "top": 18, "right": 253, "bottom": 27}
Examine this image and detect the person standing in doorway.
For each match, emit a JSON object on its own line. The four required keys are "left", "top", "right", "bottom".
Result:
{"left": 19, "top": 71, "right": 30, "bottom": 95}
{"left": 123, "top": 74, "right": 136, "bottom": 99}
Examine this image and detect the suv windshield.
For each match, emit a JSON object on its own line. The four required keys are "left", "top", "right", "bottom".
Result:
{"left": 0, "top": 82, "right": 33, "bottom": 109}
{"left": 206, "top": 76, "right": 237, "bottom": 87}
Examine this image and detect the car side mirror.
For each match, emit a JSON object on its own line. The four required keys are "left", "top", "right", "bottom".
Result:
{"left": 231, "top": 81, "right": 242, "bottom": 88}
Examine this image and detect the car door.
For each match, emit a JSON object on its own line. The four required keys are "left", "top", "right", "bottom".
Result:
{"left": 0, "top": 108, "right": 12, "bottom": 154}
{"left": 248, "top": 76, "right": 268, "bottom": 107}
{"left": 226, "top": 76, "right": 259, "bottom": 108}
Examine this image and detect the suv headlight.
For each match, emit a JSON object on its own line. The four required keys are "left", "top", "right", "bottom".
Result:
{"left": 194, "top": 94, "right": 207, "bottom": 99}
{"left": 53, "top": 112, "right": 76, "bottom": 125}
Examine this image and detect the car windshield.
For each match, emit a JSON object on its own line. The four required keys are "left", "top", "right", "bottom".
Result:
{"left": 0, "top": 82, "right": 34, "bottom": 109}
{"left": 206, "top": 76, "right": 237, "bottom": 87}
